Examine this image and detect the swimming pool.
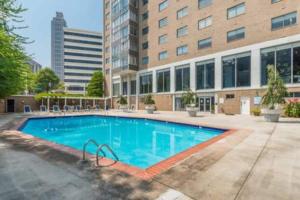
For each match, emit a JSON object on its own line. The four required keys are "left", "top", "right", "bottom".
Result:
{"left": 20, "top": 115, "right": 226, "bottom": 169}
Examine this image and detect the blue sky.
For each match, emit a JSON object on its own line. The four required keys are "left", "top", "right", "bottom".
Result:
{"left": 16, "top": 0, "right": 103, "bottom": 67}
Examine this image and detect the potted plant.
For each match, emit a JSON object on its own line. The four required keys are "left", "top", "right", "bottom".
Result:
{"left": 182, "top": 89, "right": 198, "bottom": 117}
{"left": 261, "top": 66, "right": 288, "bottom": 122}
{"left": 144, "top": 94, "right": 155, "bottom": 114}
{"left": 117, "top": 96, "right": 128, "bottom": 112}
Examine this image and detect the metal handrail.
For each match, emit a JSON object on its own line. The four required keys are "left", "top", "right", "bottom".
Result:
{"left": 82, "top": 139, "right": 105, "bottom": 161}
{"left": 96, "top": 144, "right": 119, "bottom": 166}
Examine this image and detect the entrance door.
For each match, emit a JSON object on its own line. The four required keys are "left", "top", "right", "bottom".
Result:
{"left": 199, "top": 97, "right": 214, "bottom": 112}
{"left": 240, "top": 97, "right": 250, "bottom": 115}
{"left": 7, "top": 99, "right": 15, "bottom": 112}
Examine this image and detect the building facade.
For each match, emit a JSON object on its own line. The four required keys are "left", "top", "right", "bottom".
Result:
{"left": 28, "top": 59, "right": 42, "bottom": 73}
{"left": 51, "top": 13, "right": 103, "bottom": 94}
{"left": 103, "top": 0, "right": 300, "bottom": 114}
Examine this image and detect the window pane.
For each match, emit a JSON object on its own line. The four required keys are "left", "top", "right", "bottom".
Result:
{"left": 206, "top": 62, "right": 215, "bottom": 89}
{"left": 223, "top": 58, "right": 236, "bottom": 88}
{"left": 164, "top": 71, "right": 171, "bottom": 92}
{"left": 276, "top": 48, "right": 291, "bottom": 83}
{"left": 157, "top": 72, "right": 164, "bottom": 92}
{"left": 196, "top": 64, "right": 205, "bottom": 89}
{"left": 130, "top": 80, "right": 136, "bottom": 95}
{"left": 237, "top": 56, "right": 251, "bottom": 87}
{"left": 122, "top": 81, "right": 128, "bottom": 95}
{"left": 261, "top": 51, "right": 275, "bottom": 85}
{"left": 293, "top": 47, "right": 300, "bottom": 83}
{"left": 175, "top": 69, "right": 182, "bottom": 91}
{"left": 182, "top": 67, "right": 190, "bottom": 90}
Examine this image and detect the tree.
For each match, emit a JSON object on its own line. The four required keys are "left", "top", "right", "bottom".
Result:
{"left": 262, "top": 65, "right": 288, "bottom": 110}
{"left": 34, "top": 68, "right": 60, "bottom": 93}
{"left": 0, "top": 28, "right": 29, "bottom": 98}
{"left": 87, "top": 71, "right": 104, "bottom": 97}
{"left": 0, "top": 0, "right": 31, "bottom": 98}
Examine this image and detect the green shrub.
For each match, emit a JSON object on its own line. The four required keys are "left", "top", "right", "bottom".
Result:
{"left": 144, "top": 94, "right": 155, "bottom": 105}
{"left": 285, "top": 102, "right": 300, "bottom": 118}
{"left": 252, "top": 107, "right": 261, "bottom": 116}
{"left": 117, "top": 96, "right": 127, "bottom": 105}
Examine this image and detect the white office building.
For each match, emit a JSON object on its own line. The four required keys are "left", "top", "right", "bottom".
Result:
{"left": 51, "top": 12, "right": 103, "bottom": 94}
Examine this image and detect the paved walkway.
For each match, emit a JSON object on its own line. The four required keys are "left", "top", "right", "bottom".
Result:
{"left": 0, "top": 112, "right": 299, "bottom": 200}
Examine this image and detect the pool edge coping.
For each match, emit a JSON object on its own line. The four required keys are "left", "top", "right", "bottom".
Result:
{"left": 13, "top": 114, "right": 240, "bottom": 180}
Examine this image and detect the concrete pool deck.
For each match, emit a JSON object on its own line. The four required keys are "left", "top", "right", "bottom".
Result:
{"left": 0, "top": 111, "right": 299, "bottom": 200}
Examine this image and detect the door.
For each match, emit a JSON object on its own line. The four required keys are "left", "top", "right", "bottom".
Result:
{"left": 199, "top": 97, "right": 213, "bottom": 112}
{"left": 240, "top": 97, "right": 250, "bottom": 115}
{"left": 7, "top": 99, "right": 15, "bottom": 112}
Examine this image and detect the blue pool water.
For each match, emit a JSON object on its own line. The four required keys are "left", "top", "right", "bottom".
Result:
{"left": 20, "top": 115, "right": 225, "bottom": 169}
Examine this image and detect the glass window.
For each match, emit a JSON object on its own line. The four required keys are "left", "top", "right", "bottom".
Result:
{"left": 140, "top": 73, "right": 153, "bottom": 94}
{"left": 157, "top": 69, "right": 171, "bottom": 93}
{"left": 223, "top": 58, "right": 236, "bottom": 88}
{"left": 272, "top": 12, "right": 297, "bottom": 30}
{"left": 142, "top": 12, "right": 148, "bottom": 20}
{"left": 159, "top": 34, "right": 168, "bottom": 44}
{"left": 177, "top": 45, "right": 188, "bottom": 55}
{"left": 198, "top": 37, "right": 212, "bottom": 49}
{"left": 142, "top": 26, "right": 149, "bottom": 35}
{"left": 261, "top": 51, "right": 275, "bottom": 85}
{"left": 196, "top": 60, "right": 215, "bottom": 90}
{"left": 276, "top": 48, "right": 292, "bottom": 83}
{"left": 260, "top": 45, "right": 300, "bottom": 85}
{"left": 227, "top": 3, "right": 245, "bottom": 19}
{"left": 142, "top": 56, "right": 149, "bottom": 64}
{"left": 227, "top": 27, "right": 245, "bottom": 42}
{"left": 159, "top": 51, "right": 168, "bottom": 60}
{"left": 177, "top": 7, "right": 188, "bottom": 19}
{"left": 198, "top": 16, "right": 212, "bottom": 29}
{"left": 293, "top": 47, "right": 300, "bottom": 83}
{"left": 113, "top": 83, "right": 120, "bottom": 96}
{"left": 131, "top": 80, "right": 136, "bottom": 95}
{"left": 159, "top": 17, "right": 168, "bottom": 28}
{"left": 122, "top": 81, "right": 128, "bottom": 95}
{"left": 237, "top": 56, "right": 251, "bottom": 87}
{"left": 223, "top": 53, "right": 251, "bottom": 88}
{"left": 143, "top": 0, "right": 148, "bottom": 5}
{"left": 159, "top": 0, "right": 168, "bottom": 12}
{"left": 142, "top": 42, "right": 148, "bottom": 49}
{"left": 272, "top": 0, "right": 281, "bottom": 3}
{"left": 177, "top": 26, "right": 188, "bottom": 37}
{"left": 175, "top": 65, "right": 190, "bottom": 91}
{"left": 198, "top": 0, "right": 212, "bottom": 9}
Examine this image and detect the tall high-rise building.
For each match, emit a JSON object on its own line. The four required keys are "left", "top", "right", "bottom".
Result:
{"left": 51, "top": 12, "right": 67, "bottom": 80}
{"left": 51, "top": 12, "right": 103, "bottom": 94}
{"left": 103, "top": 0, "right": 300, "bottom": 114}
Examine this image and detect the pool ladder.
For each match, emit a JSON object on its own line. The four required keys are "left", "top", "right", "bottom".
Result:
{"left": 82, "top": 139, "right": 119, "bottom": 166}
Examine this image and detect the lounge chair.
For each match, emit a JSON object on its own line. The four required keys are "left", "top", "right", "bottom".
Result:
{"left": 74, "top": 105, "right": 81, "bottom": 112}
{"left": 24, "top": 105, "right": 32, "bottom": 113}
{"left": 95, "top": 105, "right": 100, "bottom": 112}
{"left": 40, "top": 105, "right": 47, "bottom": 112}
{"left": 52, "top": 105, "right": 61, "bottom": 113}
{"left": 63, "top": 105, "right": 70, "bottom": 112}
{"left": 85, "top": 105, "right": 91, "bottom": 112}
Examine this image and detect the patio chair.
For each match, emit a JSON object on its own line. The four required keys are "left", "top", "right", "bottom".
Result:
{"left": 95, "top": 104, "right": 100, "bottom": 112}
{"left": 40, "top": 105, "right": 47, "bottom": 112}
{"left": 24, "top": 105, "right": 32, "bottom": 113}
{"left": 52, "top": 105, "right": 61, "bottom": 113}
{"left": 74, "top": 105, "right": 81, "bottom": 112}
{"left": 85, "top": 105, "right": 91, "bottom": 112}
{"left": 63, "top": 105, "right": 70, "bottom": 112}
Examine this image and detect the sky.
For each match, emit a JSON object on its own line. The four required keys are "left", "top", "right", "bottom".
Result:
{"left": 16, "top": 0, "right": 103, "bottom": 67}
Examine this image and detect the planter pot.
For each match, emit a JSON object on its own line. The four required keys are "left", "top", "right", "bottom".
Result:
{"left": 145, "top": 105, "right": 155, "bottom": 114}
{"left": 261, "top": 108, "right": 281, "bottom": 122}
{"left": 119, "top": 105, "right": 128, "bottom": 112}
{"left": 186, "top": 106, "right": 198, "bottom": 117}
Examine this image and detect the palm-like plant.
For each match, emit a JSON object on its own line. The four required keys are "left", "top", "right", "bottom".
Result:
{"left": 117, "top": 96, "right": 127, "bottom": 105}
{"left": 182, "top": 89, "right": 197, "bottom": 107}
{"left": 144, "top": 94, "right": 155, "bottom": 105}
{"left": 262, "top": 65, "right": 288, "bottom": 110}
